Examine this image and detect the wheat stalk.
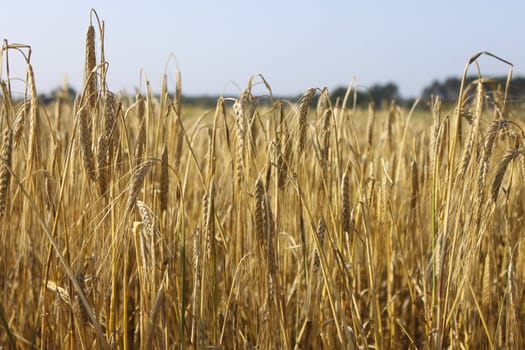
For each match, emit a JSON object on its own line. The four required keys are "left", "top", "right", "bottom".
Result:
{"left": 460, "top": 81, "right": 484, "bottom": 177}
{"left": 159, "top": 144, "right": 168, "bottom": 212}
{"left": 191, "top": 226, "right": 201, "bottom": 346}
{"left": 135, "top": 119, "right": 146, "bottom": 166}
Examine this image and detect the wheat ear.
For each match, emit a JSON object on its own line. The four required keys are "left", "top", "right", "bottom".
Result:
{"left": 78, "top": 106, "right": 96, "bottom": 181}
{"left": 491, "top": 148, "right": 519, "bottom": 202}
{"left": 341, "top": 170, "right": 351, "bottom": 236}
{"left": 297, "top": 88, "right": 316, "bottom": 152}
{"left": 97, "top": 135, "right": 109, "bottom": 197}
{"left": 312, "top": 217, "right": 326, "bottom": 273}
{"left": 128, "top": 161, "right": 154, "bottom": 210}
{"left": 410, "top": 159, "right": 418, "bottom": 210}
{"left": 26, "top": 63, "right": 41, "bottom": 173}
{"left": 84, "top": 24, "right": 97, "bottom": 110}
{"left": 234, "top": 96, "right": 246, "bottom": 186}
{"left": 203, "top": 180, "right": 215, "bottom": 261}
{"left": 366, "top": 102, "right": 375, "bottom": 152}
{"left": 0, "top": 128, "right": 13, "bottom": 216}
{"left": 254, "top": 177, "right": 266, "bottom": 248}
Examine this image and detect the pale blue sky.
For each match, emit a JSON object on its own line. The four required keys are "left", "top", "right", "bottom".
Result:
{"left": 1, "top": 1, "right": 523, "bottom": 98}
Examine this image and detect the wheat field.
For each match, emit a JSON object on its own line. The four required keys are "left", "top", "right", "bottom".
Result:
{"left": 1, "top": 11, "right": 525, "bottom": 350}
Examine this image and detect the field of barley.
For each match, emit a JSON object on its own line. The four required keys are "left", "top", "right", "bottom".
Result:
{"left": 2, "top": 12, "right": 525, "bottom": 350}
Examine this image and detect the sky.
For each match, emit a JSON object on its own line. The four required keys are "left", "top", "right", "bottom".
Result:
{"left": 1, "top": 0, "right": 524, "bottom": 98}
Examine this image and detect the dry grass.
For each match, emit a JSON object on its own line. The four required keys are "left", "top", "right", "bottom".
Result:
{"left": 1, "top": 12, "right": 525, "bottom": 350}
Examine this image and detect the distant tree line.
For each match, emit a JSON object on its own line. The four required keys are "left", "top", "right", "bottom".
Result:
{"left": 329, "top": 82, "right": 400, "bottom": 108}
{"left": 328, "top": 76, "right": 525, "bottom": 107}
{"left": 421, "top": 76, "right": 525, "bottom": 102}
{"left": 36, "top": 76, "right": 525, "bottom": 108}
